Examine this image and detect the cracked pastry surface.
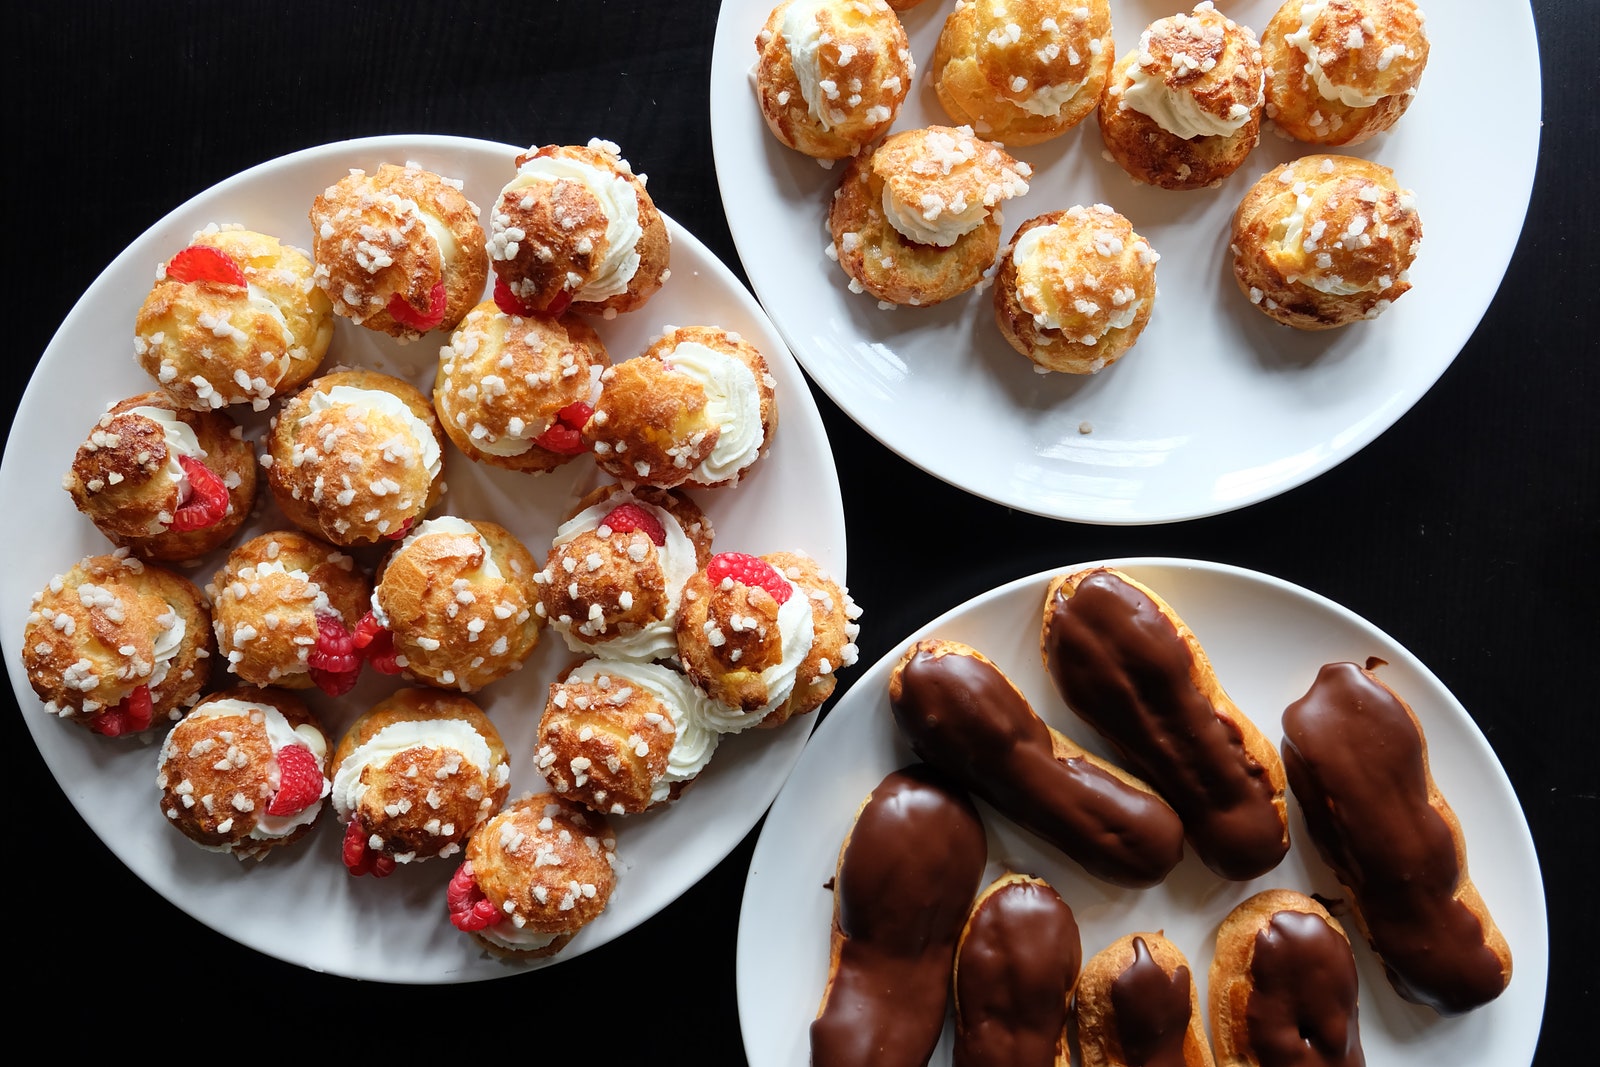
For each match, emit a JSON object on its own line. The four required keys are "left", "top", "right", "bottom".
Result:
{"left": 1099, "top": 2, "right": 1265, "bottom": 190}
{"left": 64, "top": 392, "right": 256, "bottom": 562}
{"left": 135, "top": 225, "right": 332, "bottom": 411}
{"left": 487, "top": 139, "right": 670, "bottom": 318}
{"left": 931, "top": 0, "right": 1114, "bottom": 146}
{"left": 994, "top": 205, "right": 1160, "bottom": 374}
{"left": 1262, "top": 0, "right": 1429, "bottom": 146}
{"left": 828, "top": 125, "right": 1031, "bottom": 308}
{"left": 753, "top": 0, "right": 913, "bottom": 161}
{"left": 265, "top": 369, "right": 445, "bottom": 547}
{"left": 1230, "top": 153, "right": 1421, "bottom": 329}
{"left": 434, "top": 300, "right": 609, "bottom": 473}
{"left": 23, "top": 550, "right": 212, "bottom": 736}
{"left": 309, "top": 161, "right": 488, "bottom": 339}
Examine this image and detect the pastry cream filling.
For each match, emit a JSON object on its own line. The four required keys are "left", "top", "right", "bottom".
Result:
{"left": 882, "top": 182, "right": 991, "bottom": 247}
{"left": 1016, "top": 79, "right": 1089, "bottom": 118}
{"left": 245, "top": 283, "right": 296, "bottom": 361}
{"left": 781, "top": 0, "right": 839, "bottom": 129}
{"left": 501, "top": 156, "right": 642, "bottom": 300}
{"left": 130, "top": 406, "right": 202, "bottom": 532}
{"left": 1286, "top": 0, "right": 1386, "bottom": 108}
{"left": 148, "top": 608, "right": 186, "bottom": 690}
{"left": 564, "top": 658, "right": 721, "bottom": 803}
{"left": 330, "top": 718, "right": 499, "bottom": 820}
{"left": 1121, "top": 60, "right": 1255, "bottom": 138}
{"left": 552, "top": 493, "right": 698, "bottom": 660}
{"left": 665, "top": 342, "right": 765, "bottom": 484}
{"left": 701, "top": 581, "right": 815, "bottom": 733}
{"left": 1012, "top": 225, "right": 1144, "bottom": 336}
{"left": 410, "top": 202, "right": 460, "bottom": 273}
{"left": 181, "top": 698, "right": 330, "bottom": 843}
{"left": 303, "top": 385, "right": 443, "bottom": 482}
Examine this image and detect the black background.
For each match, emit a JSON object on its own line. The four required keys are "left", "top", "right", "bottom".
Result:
{"left": 5, "top": 1, "right": 1592, "bottom": 1061}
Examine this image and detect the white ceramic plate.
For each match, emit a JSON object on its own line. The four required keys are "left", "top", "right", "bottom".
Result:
{"left": 710, "top": 2, "right": 1541, "bottom": 523}
{"left": 739, "top": 559, "right": 1546, "bottom": 1066}
{"left": 0, "top": 135, "right": 846, "bottom": 983}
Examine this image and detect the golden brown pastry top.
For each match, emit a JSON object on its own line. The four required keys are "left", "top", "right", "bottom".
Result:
{"left": 1006, "top": 205, "right": 1160, "bottom": 347}
{"left": 1109, "top": 3, "right": 1264, "bottom": 139}
{"left": 1270, "top": 0, "right": 1428, "bottom": 108}
{"left": 464, "top": 793, "right": 618, "bottom": 945}
{"left": 870, "top": 125, "right": 1032, "bottom": 247}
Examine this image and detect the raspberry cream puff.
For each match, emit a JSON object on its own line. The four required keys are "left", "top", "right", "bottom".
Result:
{"left": 487, "top": 139, "right": 670, "bottom": 318}
{"left": 931, "top": 0, "right": 1114, "bottom": 146}
{"left": 753, "top": 0, "right": 914, "bottom": 161}
{"left": 1230, "top": 154, "right": 1421, "bottom": 329}
{"left": 586, "top": 326, "right": 777, "bottom": 490}
{"left": 1099, "top": 3, "right": 1265, "bottom": 190}
{"left": 332, "top": 688, "right": 512, "bottom": 877}
{"left": 446, "top": 793, "right": 618, "bottom": 958}
{"left": 537, "top": 657, "right": 722, "bottom": 814}
{"left": 1262, "top": 0, "right": 1429, "bottom": 146}
{"left": 156, "top": 687, "right": 332, "bottom": 860}
{"left": 994, "top": 205, "right": 1160, "bottom": 374}
{"left": 361, "top": 517, "right": 540, "bottom": 693}
{"left": 265, "top": 369, "right": 445, "bottom": 547}
{"left": 534, "top": 484, "right": 713, "bottom": 661}
{"left": 135, "top": 225, "right": 333, "bottom": 411}
{"left": 63, "top": 392, "right": 256, "bottom": 562}
{"left": 209, "top": 531, "right": 369, "bottom": 696}
{"left": 434, "top": 300, "right": 609, "bottom": 473}
{"left": 828, "top": 125, "right": 1031, "bottom": 307}
{"left": 761, "top": 550, "right": 860, "bottom": 724}
{"left": 22, "top": 550, "right": 213, "bottom": 737}
{"left": 309, "top": 161, "right": 489, "bottom": 339}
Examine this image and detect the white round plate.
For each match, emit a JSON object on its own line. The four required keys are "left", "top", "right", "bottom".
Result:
{"left": 739, "top": 559, "right": 1546, "bottom": 1066}
{"left": 710, "top": 2, "right": 1541, "bottom": 523}
{"left": 0, "top": 135, "right": 846, "bottom": 982}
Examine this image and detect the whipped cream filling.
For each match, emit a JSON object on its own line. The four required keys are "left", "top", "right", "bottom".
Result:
{"left": 477, "top": 924, "right": 559, "bottom": 952}
{"left": 701, "top": 580, "right": 815, "bottom": 733}
{"left": 149, "top": 607, "right": 186, "bottom": 690}
{"left": 1121, "top": 59, "right": 1256, "bottom": 138}
{"left": 245, "top": 282, "right": 296, "bottom": 360}
{"left": 410, "top": 201, "right": 460, "bottom": 272}
{"left": 666, "top": 342, "right": 765, "bottom": 484}
{"left": 374, "top": 517, "right": 502, "bottom": 628}
{"left": 303, "top": 384, "right": 442, "bottom": 482}
{"left": 781, "top": 0, "right": 838, "bottom": 129}
{"left": 500, "top": 156, "right": 642, "bottom": 300}
{"left": 1016, "top": 78, "right": 1089, "bottom": 118}
{"left": 1286, "top": 0, "right": 1385, "bottom": 108}
{"left": 564, "top": 658, "right": 721, "bottom": 803}
{"left": 179, "top": 698, "right": 330, "bottom": 843}
{"left": 129, "top": 406, "right": 202, "bottom": 533}
{"left": 330, "top": 717, "right": 500, "bottom": 820}
{"left": 881, "top": 183, "right": 990, "bottom": 247}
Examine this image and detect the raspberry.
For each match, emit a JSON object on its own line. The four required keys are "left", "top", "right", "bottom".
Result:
{"left": 544, "top": 288, "right": 574, "bottom": 316}
{"left": 168, "top": 456, "right": 230, "bottom": 533}
{"left": 533, "top": 401, "right": 593, "bottom": 456}
{"left": 265, "top": 743, "right": 324, "bottom": 817}
{"left": 706, "top": 552, "right": 792, "bottom": 605}
{"left": 342, "top": 817, "right": 396, "bottom": 878}
{"left": 353, "top": 611, "right": 402, "bottom": 675}
{"left": 308, "top": 613, "right": 360, "bottom": 696}
{"left": 602, "top": 503, "right": 666, "bottom": 546}
{"left": 492, "top": 275, "right": 534, "bottom": 317}
{"left": 447, "top": 863, "right": 502, "bottom": 931}
{"left": 386, "top": 279, "right": 448, "bottom": 332}
{"left": 165, "top": 245, "right": 247, "bottom": 287}
{"left": 385, "top": 516, "right": 415, "bottom": 541}
{"left": 89, "top": 685, "right": 153, "bottom": 736}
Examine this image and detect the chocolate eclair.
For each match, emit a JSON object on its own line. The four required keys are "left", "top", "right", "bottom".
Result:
{"left": 1076, "top": 932, "right": 1216, "bottom": 1067}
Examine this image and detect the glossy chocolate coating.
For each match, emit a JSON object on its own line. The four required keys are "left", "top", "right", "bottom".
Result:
{"left": 1043, "top": 571, "right": 1286, "bottom": 880}
{"left": 890, "top": 642, "right": 1185, "bottom": 887}
{"left": 1245, "top": 910, "right": 1365, "bottom": 1067}
{"left": 811, "top": 763, "right": 988, "bottom": 1067}
{"left": 954, "top": 878, "right": 1082, "bottom": 1067}
{"left": 1111, "top": 937, "right": 1193, "bottom": 1067}
{"left": 1281, "top": 661, "right": 1509, "bottom": 1015}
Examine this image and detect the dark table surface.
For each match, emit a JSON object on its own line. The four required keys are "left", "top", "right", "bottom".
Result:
{"left": 6, "top": 1, "right": 1592, "bottom": 1061}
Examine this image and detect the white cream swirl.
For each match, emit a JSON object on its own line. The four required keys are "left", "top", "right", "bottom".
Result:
{"left": 701, "top": 581, "right": 815, "bottom": 733}
{"left": 129, "top": 406, "right": 203, "bottom": 534}
{"left": 500, "top": 155, "right": 642, "bottom": 300}
{"left": 149, "top": 606, "right": 186, "bottom": 690}
{"left": 476, "top": 923, "right": 559, "bottom": 953}
{"left": 1286, "top": 0, "right": 1384, "bottom": 108}
{"left": 881, "top": 183, "right": 990, "bottom": 248}
{"left": 1017, "top": 79, "right": 1089, "bottom": 118}
{"left": 1121, "top": 61, "right": 1255, "bottom": 139}
{"left": 330, "top": 717, "right": 499, "bottom": 820}
{"left": 176, "top": 698, "right": 330, "bottom": 844}
{"left": 564, "top": 659, "right": 721, "bottom": 803}
{"left": 781, "top": 0, "right": 836, "bottom": 129}
{"left": 666, "top": 342, "right": 765, "bottom": 485}
{"left": 303, "top": 385, "right": 443, "bottom": 481}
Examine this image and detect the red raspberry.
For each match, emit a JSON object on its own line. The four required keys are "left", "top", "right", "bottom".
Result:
{"left": 386, "top": 279, "right": 448, "bottom": 332}
{"left": 165, "top": 244, "right": 247, "bottom": 287}
{"left": 342, "top": 817, "right": 397, "bottom": 878}
{"left": 706, "top": 552, "right": 792, "bottom": 605}
{"left": 307, "top": 613, "right": 360, "bottom": 696}
{"left": 385, "top": 516, "right": 415, "bottom": 541}
{"left": 492, "top": 275, "right": 534, "bottom": 317}
{"left": 544, "top": 288, "right": 574, "bottom": 317}
{"left": 353, "top": 611, "right": 402, "bottom": 675}
{"left": 89, "top": 684, "right": 153, "bottom": 737}
{"left": 533, "top": 401, "right": 593, "bottom": 456}
{"left": 168, "top": 456, "right": 230, "bottom": 533}
{"left": 447, "top": 864, "right": 502, "bottom": 931}
{"left": 265, "top": 743, "right": 324, "bottom": 817}
{"left": 602, "top": 503, "right": 666, "bottom": 546}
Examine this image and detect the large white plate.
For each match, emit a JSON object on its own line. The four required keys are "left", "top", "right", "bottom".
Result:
{"left": 739, "top": 559, "right": 1546, "bottom": 1066}
{"left": 710, "top": 2, "right": 1541, "bottom": 523}
{"left": 0, "top": 135, "right": 846, "bottom": 982}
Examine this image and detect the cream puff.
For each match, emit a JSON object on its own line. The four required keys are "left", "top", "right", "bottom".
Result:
{"left": 135, "top": 225, "right": 332, "bottom": 411}
{"left": 753, "top": 0, "right": 914, "bottom": 161}
{"left": 446, "top": 793, "right": 618, "bottom": 958}
{"left": 63, "top": 392, "right": 256, "bottom": 562}
{"left": 360, "top": 517, "right": 541, "bottom": 693}
{"left": 760, "top": 551, "right": 860, "bottom": 724}
{"left": 487, "top": 139, "right": 670, "bottom": 318}
{"left": 1230, "top": 153, "right": 1421, "bottom": 329}
{"left": 931, "top": 0, "right": 1114, "bottom": 145}
{"left": 309, "top": 161, "right": 488, "bottom": 339}
{"left": 264, "top": 369, "right": 445, "bottom": 547}
{"left": 994, "top": 205, "right": 1160, "bottom": 374}
{"left": 537, "top": 657, "right": 722, "bottom": 814}
{"left": 22, "top": 550, "right": 212, "bottom": 736}
{"left": 534, "top": 483, "right": 713, "bottom": 661}
{"left": 586, "top": 326, "right": 777, "bottom": 490}
{"left": 1262, "top": 0, "right": 1429, "bottom": 146}
{"left": 828, "top": 125, "right": 1031, "bottom": 307}
{"left": 1099, "top": 3, "right": 1265, "bottom": 190}
{"left": 331, "top": 689, "right": 512, "bottom": 877}
{"left": 434, "top": 300, "right": 609, "bottom": 473}
{"left": 156, "top": 687, "right": 332, "bottom": 860}
{"left": 208, "top": 531, "right": 370, "bottom": 696}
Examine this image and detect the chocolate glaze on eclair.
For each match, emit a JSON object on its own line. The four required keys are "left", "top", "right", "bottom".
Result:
{"left": 1112, "top": 936, "right": 1195, "bottom": 1067}
{"left": 1246, "top": 910, "right": 1366, "bottom": 1067}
